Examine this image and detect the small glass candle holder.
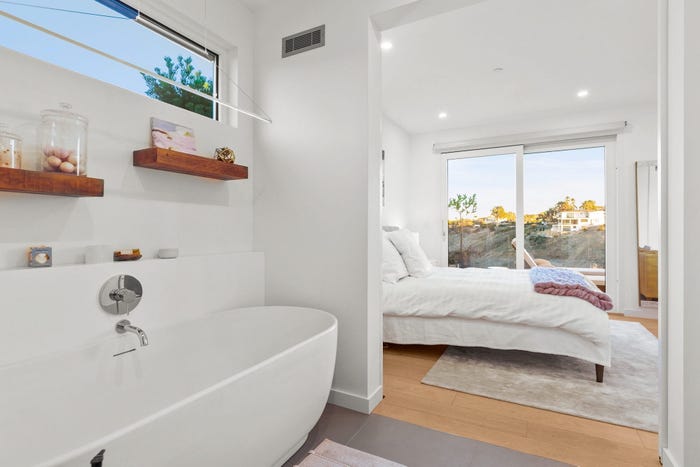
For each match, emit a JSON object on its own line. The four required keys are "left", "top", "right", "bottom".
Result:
{"left": 0, "top": 123, "right": 22, "bottom": 169}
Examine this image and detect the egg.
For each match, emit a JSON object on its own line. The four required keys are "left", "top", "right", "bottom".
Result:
{"left": 59, "top": 161, "right": 75, "bottom": 173}
{"left": 46, "top": 156, "right": 62, "bottom": 168}
{"left": 67, "top": 155, "right": 78, "bottom": 165}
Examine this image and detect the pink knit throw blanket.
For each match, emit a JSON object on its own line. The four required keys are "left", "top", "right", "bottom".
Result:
{"left": 529, "top": 267, "right": 613, "bottom": 311}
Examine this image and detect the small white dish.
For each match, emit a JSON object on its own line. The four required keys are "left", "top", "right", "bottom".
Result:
{"left": 157, "top": 248, "right": 179, "bottom": 259}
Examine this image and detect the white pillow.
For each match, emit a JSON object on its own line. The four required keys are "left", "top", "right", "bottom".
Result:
{"left": 387, "top": 229, "right": 433, "bottom": 278}
{"left": 382, "top": 235, "right": 409, "bottom": 283}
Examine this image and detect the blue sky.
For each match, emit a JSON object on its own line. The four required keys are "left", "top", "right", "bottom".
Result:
{"left": 448, "top": 147, "right": 605, "bottom": 219}
{"left": 0, "top": 0, "right": 214, "bottom": 98}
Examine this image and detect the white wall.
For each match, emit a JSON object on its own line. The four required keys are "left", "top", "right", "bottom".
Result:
{"left": 0, "top": 0, "right": 255, "bottom": 269}
{"left": 0, "top": 1, "right": 264, "bottom": 364}
{"left": 252, "top": 0, "right": 418, "bottom": 413}
{"left": 0, "top": 253, "right": 264, "bottom": 366}
{"left": 402, "top": 105, "right": 656, "bottom": 313}
{"left": 665, "top": 0, "right": 700, "bottom": 465}
{"left": 381, "top": 116, "right": 412, "bottom": 227}
{"left": 682, "top": 0, "right": 700, "bottom": 460}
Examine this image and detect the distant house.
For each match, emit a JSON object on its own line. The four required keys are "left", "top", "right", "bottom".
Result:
{"left": 551, "top": 210, "right": 605, "bottom": 233}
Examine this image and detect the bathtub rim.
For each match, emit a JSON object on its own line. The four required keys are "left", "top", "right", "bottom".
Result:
{"left": 26, "top": 306, "right": 337, "bottom": 467}
{"left": 0, "top": 305, "right": 335, "bottom": 371}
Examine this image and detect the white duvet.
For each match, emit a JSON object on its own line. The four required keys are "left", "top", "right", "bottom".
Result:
{"left": 383, "top": 267, "right": 610, "bottom": 345}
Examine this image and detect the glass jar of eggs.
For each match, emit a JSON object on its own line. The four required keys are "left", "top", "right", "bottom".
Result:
{"left": 40, "top": 103, "right": 88, "bottom": 176}
{"left": 0, "top": 124, "right": 22, "bottom": 169}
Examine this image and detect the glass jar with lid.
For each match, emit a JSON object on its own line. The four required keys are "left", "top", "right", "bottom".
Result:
{"left": 0, "top": 124, "right": 22, "bottom": 169}
{"left": 40, "top": 103, "right": 88, "bottom": 176}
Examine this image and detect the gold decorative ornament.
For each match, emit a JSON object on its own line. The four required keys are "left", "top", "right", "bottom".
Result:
{"left": 215, "top": 147, "right": 236, "bottom": 164}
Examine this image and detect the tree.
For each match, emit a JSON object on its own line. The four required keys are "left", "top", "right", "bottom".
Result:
{"left": 142, "top": 56, "right": 214, "bottom": 118}
{"left": 524, "top": 214, "right": 539, "bottom": 224}
{"left": 555, "top": 196, "right": 577, "bottom": 212}
{"left": 491, "top": 205, "right": 506, "bottom": 222}
{"left": 580, "top": 200, "right": 604, "bottom": 211}
{"left": 539, "top": 207, "right": 557, "bottom": 224}
{"left": 539, "top": 196, "right": 577, "bottom": 223}
{"left": 448, "top": 193, "right": 477, "bottom": 265}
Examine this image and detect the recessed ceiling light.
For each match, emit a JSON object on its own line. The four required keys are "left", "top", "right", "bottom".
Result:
{"left": 380, "top": 41, "right": 393, "bottom": 51}
{"left": 577, "top": 89, "right": 590, "bottom": 98}
{"left": 493, "top": 67, "right": 504, "bottom": 72}
{"left": 438, "top": 112, "right": 448, "bottom": 119}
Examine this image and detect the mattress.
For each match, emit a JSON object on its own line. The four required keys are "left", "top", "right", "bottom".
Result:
{"left": 383, "top": 267, "right": 610, "bottom": 346}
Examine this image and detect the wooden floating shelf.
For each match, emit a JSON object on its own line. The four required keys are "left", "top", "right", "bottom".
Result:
{"left": 133, "top": 147, "right": 248, "bottom": 181}
{"left": 0, "top": 167, "right": 104, "bottom": 197}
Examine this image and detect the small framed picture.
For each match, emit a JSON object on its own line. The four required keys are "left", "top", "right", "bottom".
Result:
{"left": 28, "top": 246, "right": 52, "bottom": 267}
{"left": 150, "top": 117, "right": 197, "bottom": 155}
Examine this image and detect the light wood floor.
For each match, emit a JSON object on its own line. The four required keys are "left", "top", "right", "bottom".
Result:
{"left": 375, "top": 315, "right": 660, "bottom": 467}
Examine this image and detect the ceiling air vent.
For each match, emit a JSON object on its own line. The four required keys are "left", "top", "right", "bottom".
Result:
{"left": 282, "top": 25, "right": 325, "bottom": 58}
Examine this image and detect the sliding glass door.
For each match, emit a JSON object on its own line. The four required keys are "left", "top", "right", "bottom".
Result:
{"left": 444, "top": 146, "right": 524, "bottom": 269}
{"left": 444, "top": 141, "right": 612, "bottom": 287}
{"left": 523, "top": 145, "right": 607, "bottom": 271}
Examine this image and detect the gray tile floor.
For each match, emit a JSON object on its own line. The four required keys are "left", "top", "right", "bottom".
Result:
{"left": 283, "top": 404, "right": 571, "bottom": 467}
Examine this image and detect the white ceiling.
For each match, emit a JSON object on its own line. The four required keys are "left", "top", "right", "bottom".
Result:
{"left": 381, "top": 0, "right": 657, "bottom": 134}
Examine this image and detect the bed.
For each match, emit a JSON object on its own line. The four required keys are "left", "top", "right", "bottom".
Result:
{"left": 383, "top": 266, "right": 611, "bottom": 382}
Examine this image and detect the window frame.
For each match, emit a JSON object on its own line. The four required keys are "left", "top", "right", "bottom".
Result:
{"left": 131, "top": 6, "right": 221, "bottom": 120}
{"left": 441, "top": 137, "right": 618, "bottom": 306}
{"left": 2, "top": 0, "right": 223, "bottom": 120}
{"left": 441, "top": 145, "right": 525, "bottom": 269}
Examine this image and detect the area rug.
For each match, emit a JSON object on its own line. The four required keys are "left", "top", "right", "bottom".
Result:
{"left": 297, "top": 439, "right": 405, "bottom": 466}
{"left": 422, "top": 321, "right": 658, "bottom": 431}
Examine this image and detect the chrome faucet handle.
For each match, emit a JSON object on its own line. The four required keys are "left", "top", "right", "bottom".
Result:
{"left": 100, "top": 275, "right": 143, "bottom": 315}
{"left": 109, "top": 288, "right": 138, "bottom": 304}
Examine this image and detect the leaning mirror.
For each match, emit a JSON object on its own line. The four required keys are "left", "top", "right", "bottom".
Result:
{"left": 635, "top": 161, "right": 659, "bottom": 307}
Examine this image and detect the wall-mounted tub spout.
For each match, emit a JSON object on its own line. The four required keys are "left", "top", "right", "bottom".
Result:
{"left": 116, "top": 319, "right": 149, "bottom": 346}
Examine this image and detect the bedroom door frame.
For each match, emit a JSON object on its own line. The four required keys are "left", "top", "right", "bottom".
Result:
{"left": 441, "top": 145, "right": 526, "bottom": 270}
{"left": 440, "top": 138, "right": 619, "bottom": 308}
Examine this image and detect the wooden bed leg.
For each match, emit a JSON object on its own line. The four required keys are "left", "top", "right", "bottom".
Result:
{"left": 595, "top": 364, "right": 604, "bottom": 383}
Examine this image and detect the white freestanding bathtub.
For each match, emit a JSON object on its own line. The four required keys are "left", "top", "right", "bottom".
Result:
{"left": 0, "top": 306, "right": 337, "bottom": 467}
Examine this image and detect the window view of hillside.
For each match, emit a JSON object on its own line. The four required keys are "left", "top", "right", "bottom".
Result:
{"left": 447, "top": 153, "right": 516, "bottom": 268}
{"left": 447, "top": 147, "right": 606, "bottom": 269}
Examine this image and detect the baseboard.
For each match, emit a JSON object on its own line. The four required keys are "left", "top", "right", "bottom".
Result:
{"left": 662, "top": 448, "right": 679, "bottom": 467}
{"left": 328, "top": 385, "right": 383, "bottom": 414}
{"left": 367, "top": 384, "right": 384, "bottom": 411}
{"left": 624, "top": 306, "right": 659, "bottom": 319}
